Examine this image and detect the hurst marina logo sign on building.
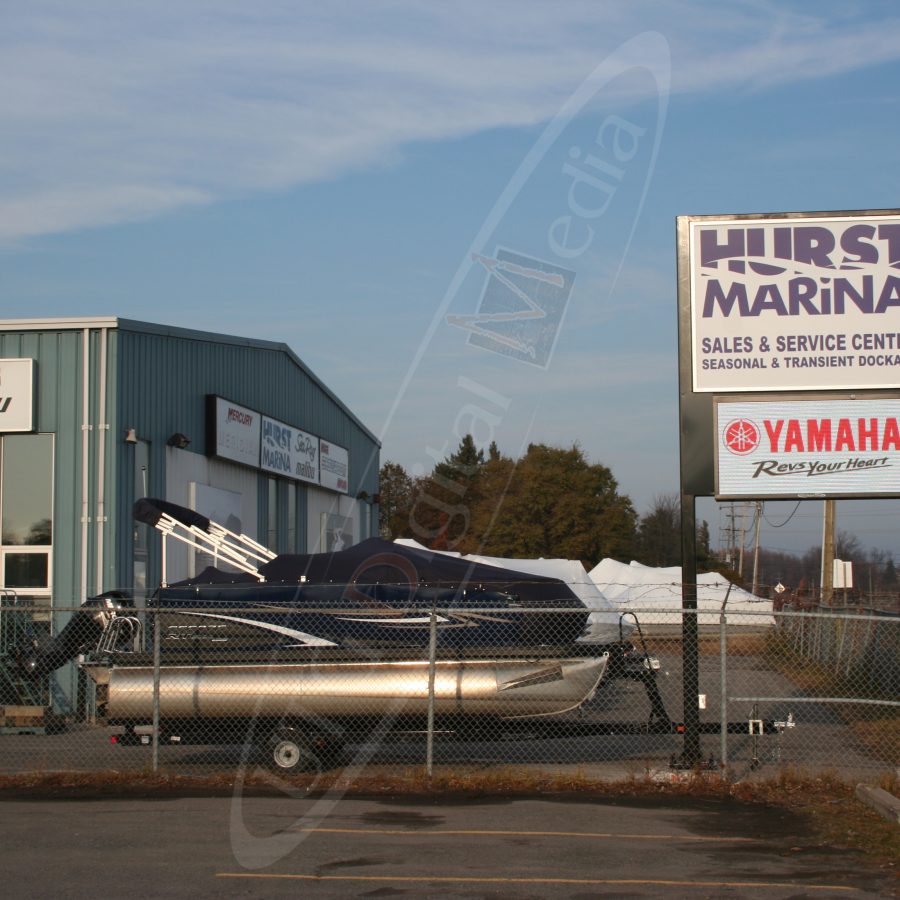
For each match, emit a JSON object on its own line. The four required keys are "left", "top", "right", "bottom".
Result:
{"left": 689, "top": 213, "right": 900, "bottom": 392}
{"left": 207, "top": 395, "right": 348, "bottom": 494}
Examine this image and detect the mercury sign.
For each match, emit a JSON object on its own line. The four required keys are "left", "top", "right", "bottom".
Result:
{"left": 690, "top": 212, "right": 900, "bottom": 392}
{"left": 209, "top": 396, "right": 260, "bottom": 468}
{"left": 715, "top": 397, "right": 900, "bottom": 498}
{"left": 0, "top": 358, "right": 35, "bottom": 432}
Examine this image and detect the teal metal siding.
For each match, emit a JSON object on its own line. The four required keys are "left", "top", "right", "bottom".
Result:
{"left": 1, "top": 318, "right": 379, "bottom": 605}
{"left": 112, "top": 322, "right": 379, "bottom": 584}
{"left": 116, "top": 328, "right": 378, "bottom": 479}
{"left": 0, "top": 329, "right": 90, "bottom": 610}
{"left": 1, "top": 318, "right": 378, "bottom": 713}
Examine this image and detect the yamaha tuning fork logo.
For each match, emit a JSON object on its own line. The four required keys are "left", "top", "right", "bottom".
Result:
{"left": 722, "top": 418, "right": 760, "bottom": 456}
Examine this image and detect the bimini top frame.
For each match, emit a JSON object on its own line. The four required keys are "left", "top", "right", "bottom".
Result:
{"left": 133, "top": 498, "right": 275, "bottom": 583}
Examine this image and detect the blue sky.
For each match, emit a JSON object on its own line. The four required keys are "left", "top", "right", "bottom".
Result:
{"left": 3, "top": 1, "right": 900, "bottom": 563}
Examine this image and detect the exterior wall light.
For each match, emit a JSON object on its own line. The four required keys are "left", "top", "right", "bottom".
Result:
{"left": 167, "top": 432, "right": 191, "bottom": 449}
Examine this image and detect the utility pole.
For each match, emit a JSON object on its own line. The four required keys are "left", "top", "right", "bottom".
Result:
{"left": 720, "top": 502, "right": 738, "bottom": 569}
{"left": 751, "top": 501, "right": 762, "bottom": 597}
{"left": 737, "top": 503, "right": 748, "bottom": 578}
{"left": 820, "top": 499, "right": 835, "bottom": 606}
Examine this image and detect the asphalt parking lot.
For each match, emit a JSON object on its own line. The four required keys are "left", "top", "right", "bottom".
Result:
{"left": 0, "top": 790, "right": 896, "bottom": 898}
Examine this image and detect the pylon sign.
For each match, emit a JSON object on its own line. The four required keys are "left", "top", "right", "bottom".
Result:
{"left": 715, "top": 395, "right": 900, "bottom": 498}
{"left": 689, "top": 212, "right": 900, "bottom": 393}
{"left": 677, "top": 208, "right": 900, "bottom": 500}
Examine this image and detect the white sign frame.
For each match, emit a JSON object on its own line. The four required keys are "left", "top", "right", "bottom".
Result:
{"left": 690, "top": 212, "right": 900, "bottom": 393}
{"left": 715, "top": 395, "right": 900, "bottom": 498}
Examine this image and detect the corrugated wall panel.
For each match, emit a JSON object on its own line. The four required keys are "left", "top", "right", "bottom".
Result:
{"left": 116, "top": 329, "right": 379, "bottom": 481}
{"left": 2, "top": 321, "right": 378, "bottom": 606}
{"left": 113, "top": 324, "right": 379, "bottom": 581}
{"left": 0, "top": 329, "right": 88, "bottom": 610}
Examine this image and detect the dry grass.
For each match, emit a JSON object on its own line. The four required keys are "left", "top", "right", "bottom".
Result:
{"left": 852, "top": 718, "right": 900, "bottom": 766}
{"left": 759, "top": 630, "right": 900, "bottom": 765}
{"left": 1, "top": 767, "right": 896, "bottom": 866}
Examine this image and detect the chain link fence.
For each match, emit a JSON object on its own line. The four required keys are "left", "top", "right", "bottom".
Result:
{"left": 0, "top": 593, "right": 897, "bottom": 783}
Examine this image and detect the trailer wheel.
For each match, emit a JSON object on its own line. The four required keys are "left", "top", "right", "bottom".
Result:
{"left": 268, "top": 727, "right": 318, "bottom": 773}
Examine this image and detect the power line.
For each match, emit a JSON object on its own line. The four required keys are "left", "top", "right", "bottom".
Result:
{"left": 762, "top": 501, "right": 801, "bottom": 528}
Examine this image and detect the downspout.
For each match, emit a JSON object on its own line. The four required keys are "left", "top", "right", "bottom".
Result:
{"left": 95, "top": 327, "right": 108, "bottom": 595}
{"left": 80, "top": 329, "right": 91, "bottom": 603}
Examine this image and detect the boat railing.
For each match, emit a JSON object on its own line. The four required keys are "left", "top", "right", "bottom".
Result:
{"left": 96, "top": 615, "right": 144, "bottom": 654}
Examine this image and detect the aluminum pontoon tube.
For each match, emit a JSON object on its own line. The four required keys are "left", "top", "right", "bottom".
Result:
{"left": 100, "top": 655, "right": 608, "bottom": 720}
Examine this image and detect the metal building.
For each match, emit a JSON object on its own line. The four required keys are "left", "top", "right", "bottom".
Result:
{"left": 0, "top": 317, "right": 380, "bottom": 704}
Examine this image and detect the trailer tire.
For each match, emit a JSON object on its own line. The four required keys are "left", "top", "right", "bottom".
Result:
{"left": 268, "top": 727, "right": 319, "bottom": 773}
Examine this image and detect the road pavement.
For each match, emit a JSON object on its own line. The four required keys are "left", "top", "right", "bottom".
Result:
{"left": 1, "top": 790, "right": 896, "bottom": 898}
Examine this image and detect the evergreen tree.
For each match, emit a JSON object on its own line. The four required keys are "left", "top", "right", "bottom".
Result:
{"left": 696, "top": 519, "right": 712, "bottom": 570}
{"left": 377, "top": 461, "right": 415, "bottom": 540}
{"left": 636, "top": 493, "right": 681, "bottom": 567}
{"left": 409, "top": 435, "right": 486, "bottom": 549}
{"left": 462, "top": 443, "right": 636, "bottom": 567}
{"left": 883, "top": 557, "right": 897, "bottom": 591}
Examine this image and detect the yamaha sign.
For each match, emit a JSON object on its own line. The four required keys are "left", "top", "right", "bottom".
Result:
{"left": 715, "top": 396, "right": 900, "bottom": 498}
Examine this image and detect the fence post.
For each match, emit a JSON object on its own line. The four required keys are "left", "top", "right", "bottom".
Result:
{"left": 152, "top": 610, "right": 161, "bottom": 773}
{"left": 720, "top": 610, "right": 728, "bottom": 771}
{"left": 426, "top": 607, "right": 437, "bottom": 778}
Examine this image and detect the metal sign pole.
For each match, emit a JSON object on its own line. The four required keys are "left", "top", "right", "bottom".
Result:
{"left": 152, "top": 611, "right": 161, "bottom": 772}
{"left": 680, "top": 492, "right": 701, "bottom": 766}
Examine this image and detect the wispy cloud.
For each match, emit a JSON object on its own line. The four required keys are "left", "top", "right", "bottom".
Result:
{"left": 3, "top": 1, "right": 899, "bottom": 241}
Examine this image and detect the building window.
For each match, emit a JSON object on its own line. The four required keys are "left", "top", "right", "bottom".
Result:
{"left": 0, "top": 434, "right": 54, "bottom": 619}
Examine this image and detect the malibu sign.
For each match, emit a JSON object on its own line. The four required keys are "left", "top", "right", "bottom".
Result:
{"left": 690, "top": 211, "right": 900, "bottom": 392}
{"left": 715, "top": 397, "right": 900, "bottom": 498}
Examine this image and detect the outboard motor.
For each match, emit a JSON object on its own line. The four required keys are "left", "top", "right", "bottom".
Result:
{"left": 16, "top": 591, "right": 134, "bottom": 678}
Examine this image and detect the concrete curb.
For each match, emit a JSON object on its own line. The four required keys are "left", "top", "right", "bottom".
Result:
{"left": 855, "top": 784, "right": 900, "bottom": 825}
